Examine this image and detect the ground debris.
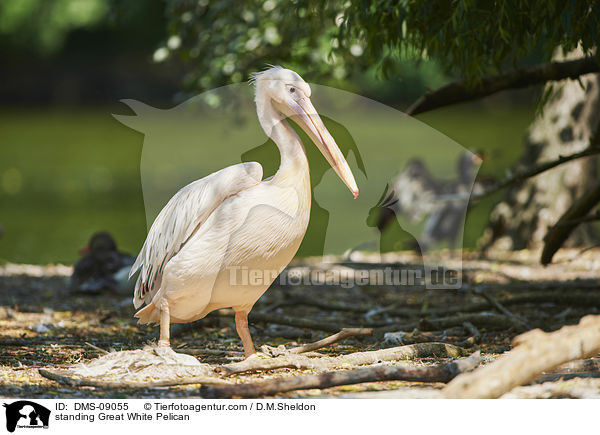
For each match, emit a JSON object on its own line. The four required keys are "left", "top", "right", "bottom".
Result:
{"left": 0, "top": 248, "right": 599, "bottom": 398}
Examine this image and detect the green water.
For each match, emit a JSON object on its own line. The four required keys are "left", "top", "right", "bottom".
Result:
{"left": 0, "top": 103, "right": 535, "bottom": 264}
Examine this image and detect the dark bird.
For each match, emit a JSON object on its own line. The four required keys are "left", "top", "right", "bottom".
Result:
{"left": 69, "top": 231, "right": 136, "bottom": 294}
{"left": 371, "top": 151, "right": 491, "bottom": 252}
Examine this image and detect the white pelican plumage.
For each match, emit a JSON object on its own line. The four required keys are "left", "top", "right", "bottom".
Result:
{"left": 131, "top": 67, "right": 359, "bottom": 357}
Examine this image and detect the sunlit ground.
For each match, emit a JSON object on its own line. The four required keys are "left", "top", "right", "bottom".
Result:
{"left": 0, "top": 101, "right": 535, "bottom": 264}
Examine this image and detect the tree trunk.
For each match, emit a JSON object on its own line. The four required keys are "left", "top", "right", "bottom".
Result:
{"left": 479, "top": 49, "right": 599, "bottom": 252}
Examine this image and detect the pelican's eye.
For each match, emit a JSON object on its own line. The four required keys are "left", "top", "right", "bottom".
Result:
{"left": 289, "top": 87, "right": 295, "bottom": 94}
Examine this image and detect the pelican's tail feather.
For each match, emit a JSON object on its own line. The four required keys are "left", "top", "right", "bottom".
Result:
{"left": 135, "top": 303, "right": 160, "bottom": 324}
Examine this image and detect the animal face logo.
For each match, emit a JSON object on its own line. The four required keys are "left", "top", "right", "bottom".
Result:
{"left": 3, "top": 401, "right": 50, "bottom": 432}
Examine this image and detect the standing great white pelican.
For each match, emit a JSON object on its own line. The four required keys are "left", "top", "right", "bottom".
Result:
{"left": 130, "top": 67, "right": 359, "bottom": 358}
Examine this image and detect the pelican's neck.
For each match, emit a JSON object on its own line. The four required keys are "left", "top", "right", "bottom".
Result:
{"left": 257, "top": 98, "right": 309, "bottom": 186}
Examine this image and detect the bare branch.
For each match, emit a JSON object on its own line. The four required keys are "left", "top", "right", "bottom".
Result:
{"left": 376, "top": 312, "right": 521, "bottom": 336}
{"left": 84, "top": 342, "right": 109, "bottom": 355}
{"left": 407, "top": 57, "right": 600, "bottom": 115}
{"left": 288, "top": 328, "right": 373, "bottom": 354}
{"left": 203, "top": 352, "right": 482, "bottom": 398}
{"left": 472, "top": 147, "right": 600, "bottom": 202}
{"left": 219, "top": 342, "right": 468, "bottom": 375}
{"left": 443, "top": 314, "right": 600, "bottom": 398}
{"left": 473, "top": 289, "right": 531, "bottom": 330}
{"left": 39, "top": 368, "right": 224, "bottom": 389}
{"left": 459, "top": 321, "right": 481, "bottom": 348}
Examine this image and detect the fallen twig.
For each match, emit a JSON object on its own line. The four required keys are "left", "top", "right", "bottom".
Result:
{"left": 459, "top": 321, "right": 481, "bottom": 348}
{"left": 417, "top": 313, "right": 517, "bottom": 331}
{"left": 473, "top": 289, "right": 531, "bottom": 331}
{"left": 39, "top": 368, "right": 225, "bottom": 389}
{"left": 443, "top": 314, "right": 600, "bottom": 398}
{"left": 220, "top": 342, "right": 468, "bottom": 376}
{"left": 531, "top": 372, "right": 600, "bottom": 384}
{"left": 84, "top": 342, "right": 109, "bottom": 355}
{"left": 202, "top": 352, "right": 482, "bottom": 398}
{"left": 288, "top": 328, "right": 373, "bottom": 354}
{"left": 376, "top": 312, "right": 517, "bottom": 336}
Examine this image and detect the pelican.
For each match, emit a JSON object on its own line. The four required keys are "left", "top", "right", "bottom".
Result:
{"left": 131, "top": 67, "right": 359, "bottom": 358}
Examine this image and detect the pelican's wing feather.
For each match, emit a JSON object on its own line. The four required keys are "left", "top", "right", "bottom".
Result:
{"left": 131, "top": 162, "right": 263, "bottom": 308}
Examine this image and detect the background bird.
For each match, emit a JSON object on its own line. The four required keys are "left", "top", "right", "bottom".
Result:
{"left": 371, "top": 151, "right": 490, "bottom": 252}
{"left": 130, "top": 67, "right": 358, "bottom": 357}
{"left": 70, "top": 231, "right": 135, "bottom": 294}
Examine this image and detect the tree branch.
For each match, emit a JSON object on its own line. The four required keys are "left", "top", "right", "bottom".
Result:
{"left": 443, "top": 314, "right": 600, "bottom": 398}
{"left": 287, "top": 328, "right": 373, "bottom": 354}
{"left": 202, "top": 352, "right": 482, "bottom": 398}
{"left": 219, "top": 342, "right": 468, "bottom": 375}
{"left": 471, "top": 146, "right": 600, "bottom": 202}
{"left": 407, "top": 57, "right": 600, "bottom": 115}
{"left": 38, "top": 368, "right": 223, "bottom": 389}
{"left": 541, "top": 180, "right": 600, "bottom": 265}
{"left": 473, "top": 288, "right": 531, "bottom": 330}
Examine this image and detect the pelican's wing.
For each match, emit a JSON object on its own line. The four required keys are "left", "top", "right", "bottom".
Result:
{"left": 131, "top": 162, "right": 263, "bottom": 308}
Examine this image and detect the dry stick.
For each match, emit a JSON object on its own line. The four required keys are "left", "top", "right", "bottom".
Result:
{"left": 407, "top": 56, "right": 600, "bottom": 115}
{"left": 202, "top": 352, "right": 482, "bottom": 398}
{"left": 376, "top": 312, "right": 515, "bottom": 336}
{"left": 84, "top": 342, "right": 109, "bottom": 355}
{"left": 288, "top": 328, "right": 373, "bottom": 354}
{"left": 219, "top": 342, "right": 469, "bottom": 376}
{"left": 443, "top": 314, "right": 600, "bottom": 398}
{"left": 541, "top": 180, "right": 600, "bottom": 265}
{"left": 38, "top": 368, "right": 225, "bottom": 389}
{"left": 531, "top": 357, "right": 600, "bottom": 383}
{"left": 551, "top": 357, "right": 600, "bottom": 373}
{"left": 531, "top": 372, "right": 600, "bottom": 383}
{"left": 459, "top": 321, "right": 481, "bottom": 348}
{"left": 418, "top": 312, "right": 516, "bottom": 331}
{"left": 473, "top": 289, "right": 531, "bottom": 331}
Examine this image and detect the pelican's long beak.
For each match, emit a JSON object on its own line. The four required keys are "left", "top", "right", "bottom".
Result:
{"left": 287, "top": 98, "right": 359, "bottom": 198}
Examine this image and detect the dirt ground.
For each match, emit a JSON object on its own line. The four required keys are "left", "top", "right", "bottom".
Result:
{"left": 1, "top": 248, "right": 599, "bottom": 398}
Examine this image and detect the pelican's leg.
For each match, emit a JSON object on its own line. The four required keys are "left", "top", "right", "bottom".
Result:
{"left": 234, "top": 311, "right": 256, "bottom": 358}
{"left": 158, "top": 299, "right": 170, "bottom": 347}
